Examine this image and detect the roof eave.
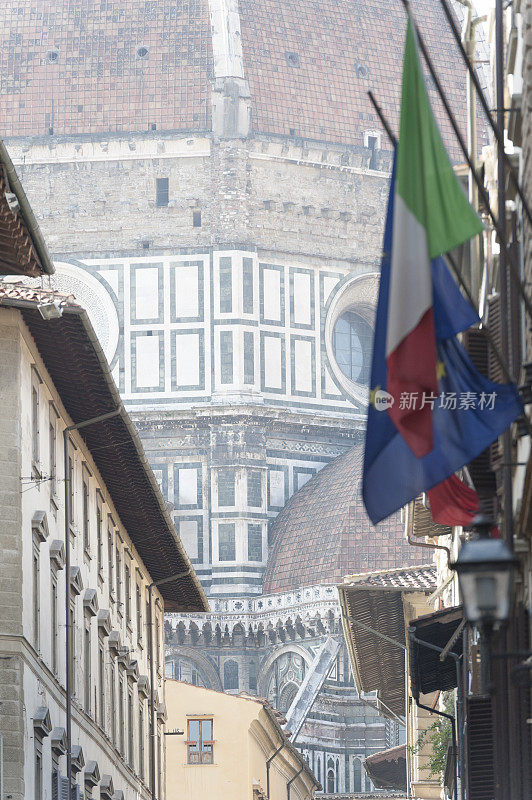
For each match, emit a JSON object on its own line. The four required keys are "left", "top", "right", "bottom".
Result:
{"left": 0, "top": 140, "right": 55, "bottom": 275}
{"left": 1, "top": 296, "right": 207, "bottom": 612}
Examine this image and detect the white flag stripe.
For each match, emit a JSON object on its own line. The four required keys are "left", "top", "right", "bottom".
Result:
{"left": 385, "top": 193, "right": 432, "bottom": 357}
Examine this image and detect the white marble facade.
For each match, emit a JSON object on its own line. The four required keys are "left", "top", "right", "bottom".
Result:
{"left": 57, "top": 250, "right": 375, "bottom": 414}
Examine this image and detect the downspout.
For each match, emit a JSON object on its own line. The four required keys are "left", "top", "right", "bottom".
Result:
{"left": 286, "top": 766, "right": 304, "bottom": 800}
{"left": 409, "top": 631, "right": 464, "bottom": 800}
{"left": 63, "top": 409, "right": 121, "bottom": 791}
{"left": 266, "top": 740, "right": 286, "bottom": 799}
{"left": 148, "top": 569, "right": 192, "bottom": 800}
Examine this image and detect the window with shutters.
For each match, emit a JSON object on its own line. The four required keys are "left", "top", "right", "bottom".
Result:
{"left": 128, "top": 686, "right": 134, "bottom": 769}
{"left": 51, "top": 573, "right": 58, "bottom": 673}
{"left": 96, "top": 503, "right": 103, "bottom": 579}
{"left": 116, "top": 546, "right": 122, "bottom": 609}
{"left": 136, "top": 582, "right": 143, "bottom": 645}
{"left": 98, "top": 643, "right": 105, "bottom": 729}
{"left": 51, "top": 757, "right": 60, "bottom": 800}
{"left": 31, "top": 378, "right": 40, "bottom": 469}
{"left": 49, "top": 404, "right": 58, "bottom": 498}
{"left": 119, "top": 675, "right": 125, "bottom": 754}
{"left": 110, "top": 660, "right": 117, "bottom": 744}
{"left": 125, "top": 562, "right": 131, "bottom": 627}
{"left": 32, "top": 539, "right": 40, "bottom": 651}
{"left": 34, "top": 737, "right": 43, "bottom": 800}
{"left": 107, "top": 524, "right": 114, "bottom": 602}
{"left": 69, "top": 600, "right": 76, "bottom": 697}
{"left": 67, "top": 455, "right": 74, "bottom": 528}
{"left": 466, "top": 696, "right": 495, "bottom": 800}
{"left": 82, "top": 475, "right": 90, "bottom": 555}
{"left": 84, "top": 620, "right": 91, "bottom": 713}
{"left": 139, "top": 701, "right": 146, "bottom": 779}
{"left": 186, "top": 718, "right": 214, "bottom": 764}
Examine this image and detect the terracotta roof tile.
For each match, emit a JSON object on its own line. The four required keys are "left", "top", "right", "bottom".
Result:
{"left": 342, "top": 564, "right": 437, "bottom": 591}
{"left": 0, "top": 0, "right": 483, "bottom": 156}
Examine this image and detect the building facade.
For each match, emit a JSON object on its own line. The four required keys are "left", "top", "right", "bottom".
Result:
{"left": 0, "top": 1, "right": 476, "bottom": 795}
{"left": 0, "top": 284, "right": 207, "bottom": 800}
{"left": 165, "top": 680, "right": 320, "bottom": 800}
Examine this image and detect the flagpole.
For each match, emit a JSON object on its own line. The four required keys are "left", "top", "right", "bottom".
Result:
{"left": 438, "top": 0, "right": 532, "bottom": 229}
{"left": 367, "top": 89, "right": 532, "bottom": 432}
{"left": 399, "top": 0, "right": 532, "bottom": 322}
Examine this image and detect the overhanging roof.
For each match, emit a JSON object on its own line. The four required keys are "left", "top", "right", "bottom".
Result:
{"left": 0, "top": 140, "right": 54, "bottom": 276}
{"left": 408, "top": 606, "right": 463, "bottom": 700}
{"left": 338, "top": 566, "right": 436, "bottom": 718}
{"left": 0, "top": 284, "right": 208, "bottom": 612}
{"left": 365, "top": 744, "right": 407, "bottom": 791}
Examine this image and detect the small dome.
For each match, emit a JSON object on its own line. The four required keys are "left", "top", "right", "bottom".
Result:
{"left": 263, "top": 446, "right": 420, "bottom": 594}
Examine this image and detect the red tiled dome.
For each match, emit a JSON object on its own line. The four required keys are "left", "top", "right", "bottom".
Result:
{"left": 0, "top": 0, "right": 478, "bottom": 156}
{"left": 262, "top": 446, "right": 421, "bottom": 594}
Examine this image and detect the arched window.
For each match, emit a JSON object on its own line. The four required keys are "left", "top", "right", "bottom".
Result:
{"left": 223, "top": 659, "right": 239, "bottom": 691}
{"left": 327, "top": 759, "right": 335, "bottom": 793}
{"left": 279, "top": 682, "right": 298, "bottom": 713}
{"left": 335, "top": 759, "right": 340, "bottom": 792}
{"left": 353, "top": 759, "right": 362, "bottom": 793}
{"left": 333, "top": 311, "right": 373, "bottom": 385}
{"left": 316, "top": 756, "right": 322, "bottom": 785}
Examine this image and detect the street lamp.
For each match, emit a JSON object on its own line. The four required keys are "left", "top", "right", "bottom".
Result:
{"left": 451, "top": 515, "right": 519, "bottom": 625}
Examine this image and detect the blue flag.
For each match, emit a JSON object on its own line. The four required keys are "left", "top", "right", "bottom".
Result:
{"left": 363, "top": 164, "right": 523, "bottom": 525}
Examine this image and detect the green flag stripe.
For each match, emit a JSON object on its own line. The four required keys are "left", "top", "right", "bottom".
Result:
{"left": 396, "top": 18, "right": 484, "bottom": 259}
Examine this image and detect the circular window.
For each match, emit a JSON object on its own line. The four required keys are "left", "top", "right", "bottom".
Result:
{"left": 333, "top": 310, "right": 372, "bottom": 386}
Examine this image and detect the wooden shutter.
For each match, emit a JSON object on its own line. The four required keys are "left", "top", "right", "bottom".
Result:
{"left": 461, "top": 329, "right": 498, "bottom": 515}
{"left": 466, "top": 696, "right": 495, "bottom": 800}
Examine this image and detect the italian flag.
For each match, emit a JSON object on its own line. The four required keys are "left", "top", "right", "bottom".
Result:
{"left": 385, "top": 18, "right": 484, "bottom": 457}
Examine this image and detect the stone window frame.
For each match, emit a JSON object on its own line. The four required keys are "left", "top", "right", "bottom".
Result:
{"left": 48, "top": 402, "right": 59, "bottom": 504}
{"left": 96, "top": 490, "right": 104, "bottom": 582}
{"left": 82, "top": 464, "right": 92, "bottom": 558}
{"left": 50, "top": 569, "right": 58, "bottom": 675}
{"left": 83, "top": 614, "right": 92, "bottom": 715}
{"left": 32, "top": 534, "right": 41, "bottom": 653}
{"left": 30, "top": 366, "right": 42, "bottom": 476}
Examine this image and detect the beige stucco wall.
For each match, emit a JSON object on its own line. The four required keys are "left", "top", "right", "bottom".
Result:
{"left": 165, "top": 680, "right": 317, "bottom": 800}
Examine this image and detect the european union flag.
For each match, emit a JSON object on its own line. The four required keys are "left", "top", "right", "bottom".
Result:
{"left": 362, "top": 166, "right": 523, "bottom": 525}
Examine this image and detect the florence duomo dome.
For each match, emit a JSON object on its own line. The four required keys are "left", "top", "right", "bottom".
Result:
{"left": 0, "top": 0, "right": 474, "bottom": 795}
